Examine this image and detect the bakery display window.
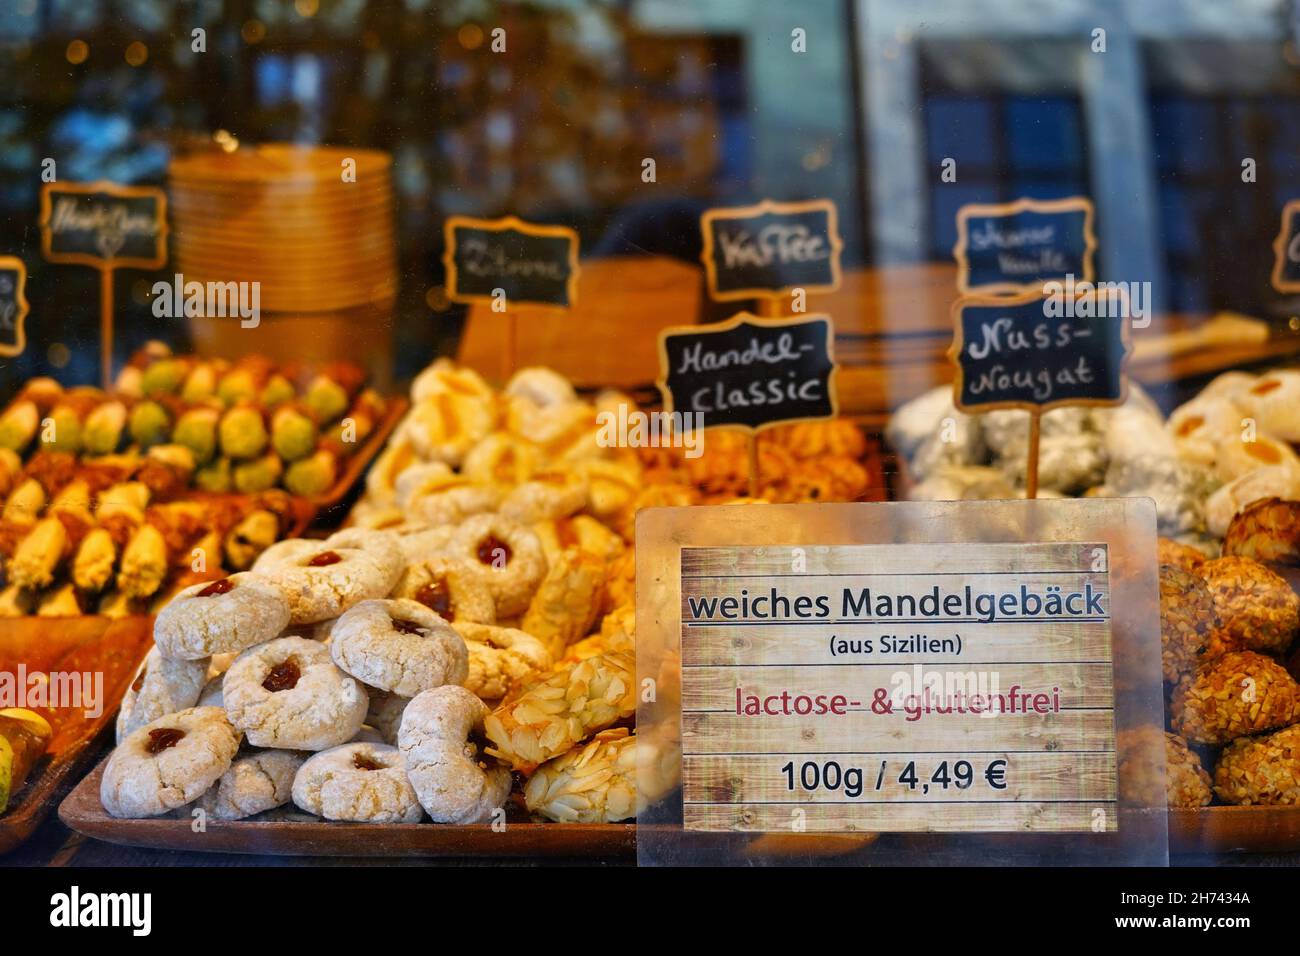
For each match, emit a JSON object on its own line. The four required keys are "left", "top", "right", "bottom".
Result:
{"left": 0, "top": 0, "right": 1298, "bottom": 882}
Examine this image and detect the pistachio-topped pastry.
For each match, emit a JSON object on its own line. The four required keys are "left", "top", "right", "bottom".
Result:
{"left": 218, "top": 405, "right": 269, "bottom": 460}
{"left": 172, "top": 406, "right": 220, "bottom": 463}
{"left": 0, "top": 400, "right": 39, "bottom": 454}
{"left": 82, "top": 400, "right": 128, "bottom": 455}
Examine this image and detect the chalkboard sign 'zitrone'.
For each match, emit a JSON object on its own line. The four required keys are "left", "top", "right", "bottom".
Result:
{"left": 700, "top": 199, "right": 842, "bottom": 302}
{"left": 0, "top": 257, "right": 29, "bottom": 358}
{"left": 443, "top": 215, "right": 579, "bottom": 308}
{"left": 657, "top": 313, "right": 838, "bottom": 432}
{"left": 1273, "top": 200, "right": 1300, "bottom": 294}
{"left": 39, "top": 182, "right": 167, "bottom": 269}
{"left": 949, "top": 291, "right": 1131, "bottom": 414}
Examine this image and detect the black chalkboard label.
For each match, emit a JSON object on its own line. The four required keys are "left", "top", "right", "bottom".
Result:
{"left": 700, "top": 199, "right": 842, "bottom": 301}
{"left": 954, "top": 197, "right": 1095, "bottom": 294}
{"left": 1272, "top": 200, "right": 1300, "bottom": 293}
{"left": 40, "top": 182, "right": 167, "bottom": 269}
{"left": 950, "top": 291, "right": 1130, "bottom": 413}
{"left": 443, "top": 215, "right": 579, "bottom": 307}
{"left": 0, "top": 257, "right": 29, "bottom": 358}
{"left": 657, "top": 313, "right": 838, "bottom": 432}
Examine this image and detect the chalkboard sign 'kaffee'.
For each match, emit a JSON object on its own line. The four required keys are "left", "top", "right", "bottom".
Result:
{"left": 949, "top": 289, "right": 1131, "bottom": 415}
{"left": 0, "top": 257, "right": 30, "bottom": 358}
{"left": 700, "top": 199, "right": 843, "bottom": 302}
{"left": 954, "top": 196, "right": 1095, "bottom": 295}
{"left": 1272, "top": 199, "right": 1300, "bottom": 294}
{"left": 657, "top": 312, "right": 838, "bottom": 432}
{"left": 443, "top": 215, "right": 579, "bottom": 308}
{"left": 39, "top": 182, "right": 167, "bottom": 270}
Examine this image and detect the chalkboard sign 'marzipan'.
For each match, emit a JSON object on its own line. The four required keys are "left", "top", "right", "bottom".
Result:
{"left": 0, "top": 257, "right": 30, "bottom": 359}
{"left": 954, "top": 196, "right": 1096, "bottom": 295}
{"left": 39, "top": 181, "right": 167, "bottom": 270}
{"left": 1272, "top": 199, "right": 1300, "bottom": 294}
{"left": 700, "top": 199, "right": 843, "bottom": 302}
{"left": 948, "top": 289, "right": 1132, "bottom": 415}
{"left": 657, "top": 312, "right": 838, "bottom": 433}
{"left": 443, "top": 215, "right": 580, "bottom": 308}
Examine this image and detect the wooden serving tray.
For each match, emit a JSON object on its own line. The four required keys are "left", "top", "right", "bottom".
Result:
{"left": 0, "top": 616, "right": 153, "bottom": 854}
{"left": 60, "top": 759, "right": 635, "bottom": 858}
{"left": 1168, "top": 806, "right": 1300, "bottom": 854}
{"left": 305, "top": 395, "right": 407, "bottom": 517}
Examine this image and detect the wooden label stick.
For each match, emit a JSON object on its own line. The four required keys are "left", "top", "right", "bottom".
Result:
{"left": 99, "top": 268, "right": 115, "bottom": 389}
{"left": 1025, "top": 410, "right": 1042, "bottom": 500}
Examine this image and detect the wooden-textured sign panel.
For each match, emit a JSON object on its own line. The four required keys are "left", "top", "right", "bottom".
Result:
{"left": 678, "top": 541, "right": 1117, "bottom": 833}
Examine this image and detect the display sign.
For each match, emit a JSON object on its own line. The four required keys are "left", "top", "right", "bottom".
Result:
{"left": 443, "top": 215, "right": 579, "bottom": 307}
{"left": 0, "top": 257, "right": 29, "bottom": 358}
{"left": 656, "top": 312, "right": 837, "bottom": 432}
{"left": 677, "top": 541, "right": 1116, "bottom": 834}
{"left": 954, "top": 196, "right": 1095, "bottom": 295}
{"left": 39, "top": 182, "right": 167, "bottom": 269}
{"left": 949, "top": 290, "right": 1130, "bottom": 414}
{"left": 700, "top": 199, "right": 842, "bottom": 302}
{"left": 1272, "top": 199, "right": 1300, "bottom": 293}
{"left": 635, "top": 499, "right": 1169, "bottom": 866}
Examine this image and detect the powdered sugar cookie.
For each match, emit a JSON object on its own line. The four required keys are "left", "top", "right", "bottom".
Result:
{"left": 320, "top": 527, "right": 405, "bottom": 576}
{"left": 152, "top": 573, "right": 290, "bottom": 660}
{"left": 1237, "top": 371, "right": 1300, "bottom": 442}
{"left": 329, "top": 599, "right": 468, "bottom": 697}
{"left": 250, "top": 537, "right": 318, "bottom": 573}
{"left": 1168, "top": 396, "right": 1244, "bottom": 467}
{"left": 116, "top": 647, "right": 210, "bottom": 742}
{"left": 386, "top": 522, "right": 458, "bottom": 565}
{"left": 101, "top": 706, "right": 241, "bottom": 818}
{"left": 1213, "top": 432, "right": 1299, "bottom": 483}
{"left": 394, "top": 557, "right": 496, "bottom": 625}
{"left": 398, "top": 685, "right": 511, "bottom": 824}
{"left": 453, "top": 622, "right": 551, "bottom": 701}
{"left": 450, "top": 514, "right": 548, "bottom": 618}
{"left": 196, "top": 674, "right": 224, "bottom": 708}
{"left": 461, "top": 432, "right": 542, "bottom": 485}
{"left": 292, "top": 742, "right": 423, "bottom": 823}
{"left": 223, "top": 636, "right": 368, "bottom": 750}
{"left": 255, "top": 541, "right": 402, "bottom": 624}
{"left": 195, "top": 748, "right": 306, "bottom": 821}
{"left": 498, "top": 471, "right": 589, "bottom": 523}
{"left": 366, "top": 690, "right": 410, "bottom": 744}
{"left": 398, "top": 468, "right": 501, "bottom": 526}
{"left": 503, "top": 366, "right": 576, "bottom": 408}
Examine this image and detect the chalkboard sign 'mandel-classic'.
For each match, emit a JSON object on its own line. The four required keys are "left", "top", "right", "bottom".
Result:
{"left": 954, "top": 196, "right": 1096, "bottom": 295}
{"left": 657, "top": 312, "right": 838, "bottom": 432}
{"left": 700, "top": 199, "right": 843, "bottom": 302}
{"left": 443, "top": 215, "right": 580, "bottom": 308}
{"left": 39, "top": 181, "right": 167, "bottom": 270}
{"left": 0, "top": 257, "right": 30, "bottom": 359}
{"left": 949, "top": 290, "right": 1131, "bottom": 414}
{"left": 1272, "top": 199, "right": 1300, "bottom": 294}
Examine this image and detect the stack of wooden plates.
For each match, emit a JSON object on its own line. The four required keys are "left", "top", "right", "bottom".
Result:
{"left": 169, "top": 144, "right": 396, "bottom": 312}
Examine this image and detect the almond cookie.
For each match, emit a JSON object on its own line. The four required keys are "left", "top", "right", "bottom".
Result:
{"left": 116, "top": 646, "right": 210, "bottom": 742}
{"left": 484, "top": 651, "right": 636, "bottom": 772}
{"left": 101, "top": 706, "right": 241, "bottom": 818}
{"left": 450, "top": 514, "right": 548, "bottom": 618}
{"left": 397, "top": 685, "right": 511, "bottom": 824}
{"left": 452, "top": 622, "right": 552, "bottom": 701}
{"left": 254, "top": 540, "right": 403, "bottom": 625}
{"left": 195, "top": 748, "right": 306, "bottom": 820}
{"left": 393, "top": 557, "right": 496, "bottom": 625}
{"left": 329, "top": 599, "right": 469, "bottom": 697}
{"left": 1214, "top": 723, "right": 1300, "bottom": 805}
{"left": 223, "top": 636, "right": 368, "bottom": 750}
{"left": 532, "top": 514, "right": 625, "bottom": 566}
{"left": 1200, "top": 556, "right": 1300, "bottom": 655}
{"left": 386, "top": 522, "right": 458, "bottom": 565}
{"left": 152, "top": 573, "right": 291, "bottom": 660}
{"left": 320, "top": 527, "right": 405, "bottom": 577}
{"left": 1171, "top": 650, "right": 1300, "bottom": 745}
{"left": 1158, "top": 565, "right": 1218, "bottom": 684}
{"left": 291, "top": 742, "right": 424, "bottom": 823}
{"left": 461, "top": 432, "right": 542, "bottom": 486}
{"left": 524, "top": 727, "right": 638, "bottom": 823}
{"left": 521, "top": 548, "right": 606, "bottom": 659}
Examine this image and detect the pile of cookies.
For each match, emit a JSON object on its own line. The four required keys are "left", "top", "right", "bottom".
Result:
{"left": 1124, "top": 506, "right": 1300, "bottom": 808}
{"left": 101, "top": 359, "right": 870, "bottom": 827}
{"left": 888, "top": 367, "right": 1300, "bottom": 548}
